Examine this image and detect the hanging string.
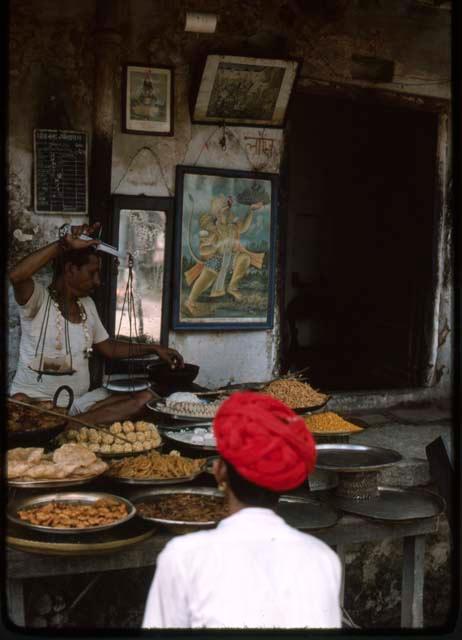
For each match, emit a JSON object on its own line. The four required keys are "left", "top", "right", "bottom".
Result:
{"left": 112, "top": 146, "right": 174, "bottom": 196}
{"left": 33, "top": 294, "right": 53, "bottom": 381}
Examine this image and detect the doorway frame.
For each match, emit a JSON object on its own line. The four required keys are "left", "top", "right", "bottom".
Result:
{"left": 280, "top": 78, "right": 451, "bottom": 388}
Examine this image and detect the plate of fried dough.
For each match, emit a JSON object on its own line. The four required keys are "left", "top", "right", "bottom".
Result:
{"left": 7, "top": 444, "right": 109, "bottom": 488}
{"left": 7, "top": 492, "right": 135, "bottom": 534}
{"left": 56, "top": 421, "right": 162, "bottom": 457}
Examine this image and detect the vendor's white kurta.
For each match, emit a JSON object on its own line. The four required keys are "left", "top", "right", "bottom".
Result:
{"left": 10, "top": 279, "right": 109, "bottom": 409}
{"left": 142, "top": 507, "right": 342, "bottom": 629}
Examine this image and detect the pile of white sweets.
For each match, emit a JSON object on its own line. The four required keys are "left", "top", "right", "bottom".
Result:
{"left": 162, "top": 392, "right": 222, "bottom": 419}
{"left": 167, "top": 426, "right": 216, "bottom": 447}
{"left": 58, "top": 420, "right": 161, "bottom": 454}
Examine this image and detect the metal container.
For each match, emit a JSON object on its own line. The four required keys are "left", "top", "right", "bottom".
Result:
{"left": 7, "top": 491, "right": 136, "bottom": 534}
{"left": 146, "top": 400, "right": 215, "bottom": 423}
{"left": 315, "top": 444, "right": 402, "bottom": 472}
{"left": 327, "top": 486, "right": 445, "bottom": 522}
{"left": 162, "top": 426, "right": 217, "bottom": 452}
{"left": 107, "top": 465, "right": 208, "bottom": 486}
{"left": 103, "top": 378, "right": 151, "bottom": 393}
{"left": 132, "top": 486, "right": 225, "bottom": 533}
{"left": 8, "top": 471, "right": 106, "bottom": 490}
{"left": 276, "top": 495, "right": 340, "bottom": 530}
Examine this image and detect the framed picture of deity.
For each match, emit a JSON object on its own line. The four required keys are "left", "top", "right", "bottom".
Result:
{"left": 191, "top": 55, "right": 300, "bottom": 128}
{"left": 172, "top": 165, "right": 279, "bottom": 330}
{"left": 123, "top": 64, "right": 174, "bottom": 135}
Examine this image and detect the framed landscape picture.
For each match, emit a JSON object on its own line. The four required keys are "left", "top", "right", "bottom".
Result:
{"left": 191, "top": 55, "right": 299, "bottom": 128}
{"left": 123, "top": 64, "right": 174, "bottom": 135}
{"left": 173, "top": 165, "right": 279, "bottom": 330}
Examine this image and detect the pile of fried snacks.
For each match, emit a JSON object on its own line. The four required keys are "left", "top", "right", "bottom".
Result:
{"left": 304, "top": 412, "right": 363, "bottom": 434}
{"left": 263, "top": 378, "right": 328, "bottom": 408}
{"left": 106, "top": 450, "right": 206, "bottom": 479}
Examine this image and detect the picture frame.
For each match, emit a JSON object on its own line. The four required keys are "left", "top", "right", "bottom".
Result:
{"left": 191, "top": 54, "right": 300, "bottom": 128}
{"left": 122, "top": 64, "right": 174, "bottom": 135}
{"left": 173, "top": 165, "right": 279, "bottom": 330}
{"left": 108, "top": 195, "right": 174, "bottom": 355}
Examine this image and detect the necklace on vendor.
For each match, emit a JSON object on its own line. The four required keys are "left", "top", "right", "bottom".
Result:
{"left": 48, "top": 286, "right": 93, "bottom": 359}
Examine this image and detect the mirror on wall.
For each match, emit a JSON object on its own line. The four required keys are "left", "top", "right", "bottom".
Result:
{"left": 109, "top": 195, "right": 174, "bottom": 348}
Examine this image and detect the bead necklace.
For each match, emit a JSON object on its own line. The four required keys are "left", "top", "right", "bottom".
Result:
{"left": 48, "top": 287, "right": 93, "bottom": 359}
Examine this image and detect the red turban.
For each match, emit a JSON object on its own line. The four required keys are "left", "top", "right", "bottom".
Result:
{"left": 213, "top": 391, "right": 316, "bottom": 492}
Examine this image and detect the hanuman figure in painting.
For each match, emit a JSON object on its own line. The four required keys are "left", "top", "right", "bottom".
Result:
{"left": 184, "top": 195, "right": 265, "bottom": 316}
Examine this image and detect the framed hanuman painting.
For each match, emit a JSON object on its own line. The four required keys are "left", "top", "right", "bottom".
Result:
{"left": 173, "top": 165, "right": 279, "bottom": 330}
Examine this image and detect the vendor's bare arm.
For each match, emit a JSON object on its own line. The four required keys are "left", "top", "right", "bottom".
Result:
{"left": 9, "top": 223, "right": 101, "bottom": 305}
{"left": 9, "top": 241, "right": 62, "bottom": 304}
{"left": 94, "top": 339, "right": 184, "bottom": 367}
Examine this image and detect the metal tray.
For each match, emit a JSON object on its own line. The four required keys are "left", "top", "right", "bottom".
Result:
{"left": 315, "top": 444, "right": 402, "bottom": 472}
{"left": 162, "top": 426, "right": 217, "bottom": 452}
{"left": 7, "top": 491, "right": 136, "bottom": 534}
{"left": 104, "top": 378, "right": 151, "bottom": 393}
{"left": 98, "top": 443, "right": 163, "bottom": 459}
{"left": 132, "top": 486, "right": 225, "bottom": 528}
{"left": 327, "top": 486, "right": 445, "bottom": 522}
{"left": 277, "top": 495, "right": 340, "bottom": 530}
{"left": 6, "top": 518, "right": 155, "bottom": 556}
{"left": 146, "top": 400, "right": 215, "bottom": 423}
{"left": 307, "top": 415, "right": 368, "bottom": 438}
{"left": 292, "top": 397, "right": 331, "bottom": 414}
{"left": 107, "top": 467, "right": 207, "bottom": 486}
{"left": 8, "top": 470, "right": 107, "bottom": 489}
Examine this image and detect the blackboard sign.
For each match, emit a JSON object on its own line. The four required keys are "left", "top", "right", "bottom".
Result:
{"left": 34, "top": 129, "right": 88, "bottom": 214}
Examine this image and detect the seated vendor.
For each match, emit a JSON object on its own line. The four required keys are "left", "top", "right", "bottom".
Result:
{"left": 9, "top": 222, "right": 183, "bottom": 425}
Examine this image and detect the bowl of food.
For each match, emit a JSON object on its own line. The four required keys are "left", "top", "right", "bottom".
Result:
{"left": 146, "top": 362, "right": 199, "bottom": 386}
{"left": 132, "top": 487, "right": 227, "bottom": 533}
{"left": 7, "top": 491, "right": 136, "bottom": 534}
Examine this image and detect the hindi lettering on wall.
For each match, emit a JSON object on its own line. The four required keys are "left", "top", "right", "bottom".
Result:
{"left": 34, "top": 129, "right": 88, "bottom": 215}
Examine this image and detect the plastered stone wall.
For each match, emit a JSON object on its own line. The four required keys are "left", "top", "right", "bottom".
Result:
{"left": 8, "top": 0, "right": 452, "bottom": 393}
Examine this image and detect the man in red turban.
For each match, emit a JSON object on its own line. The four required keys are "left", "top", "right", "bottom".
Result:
{"left": 143, "top": 392, "right": 342, "bottom": 629}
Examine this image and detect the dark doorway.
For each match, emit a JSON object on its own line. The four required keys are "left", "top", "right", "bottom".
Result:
{"left": 283, "top": 91, "right": 438, "bottom": 391}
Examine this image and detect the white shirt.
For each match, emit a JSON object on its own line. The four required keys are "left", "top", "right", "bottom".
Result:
{"left": 142, "top": 507, "right": 342, "bottom": 629}
{"left": 10, "top": 280, "right": 109, "bottom": 403}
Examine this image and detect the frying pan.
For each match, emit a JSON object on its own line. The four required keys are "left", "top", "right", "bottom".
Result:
{"left": 7, "top": 386, "right": 73, "bottom": 448}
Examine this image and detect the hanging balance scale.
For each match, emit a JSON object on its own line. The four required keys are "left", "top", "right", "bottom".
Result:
{"left": 29, "top": 290, "right": 86, "bottom": 378}
{"left": 103, "top": 252, "right": 151, "bottom": 393}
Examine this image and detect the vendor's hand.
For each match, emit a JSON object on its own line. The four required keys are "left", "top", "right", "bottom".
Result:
{"left": 154, "top": 346, "right": 185, "bottom": 369}
{"left": 250, "top": 201, "right": 265, "bottom": 211}
{"left": 65, "top": 222, "right": 101, "bottom": 250}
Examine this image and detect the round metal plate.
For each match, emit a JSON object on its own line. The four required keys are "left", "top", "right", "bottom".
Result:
{"left": 8, "top": 471, "right": 106, "bottom": 489}
{"left": 104, "top": 378, "right": 151, "bottom": 393}
{"left": 162, "top": 427, "right": 217, "bottom": 452}
{"left": 132, "top": 486, "right": 224, "bottom": 527}
{"left": 98, "top": 443, "right": 163, "bottom": 459}
{"left": 306, "top": 415, "right": 368, "bottom": 438}
{"left": 327, "top": 486, "right": 445, "bottom": 522}
{"left": 277, "top": 495, "right": 340, "bottom": 530}
{"left": 146, "top": 401, "right": 214, "bottom": 423}
{"left": 107, "top": 469, "right": 206, "bottom": 486}
{"left": 7, "top": 491, "right": 136, "bottom": 534}
{"left": 315, "top": 444, "right": 402, "bottom": 472}
{"left": 6, "top": 519, "right": 155, "bottom": 556}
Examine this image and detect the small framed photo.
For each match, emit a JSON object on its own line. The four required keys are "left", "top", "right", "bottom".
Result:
{"left": 173, "top": 165, "right": 279, "bottom": 330}
{"left": 192, "top": 55, "right": 300, "bottom": 128}
{"left": 123, "top": 64, "right": 174, "bottom": 135}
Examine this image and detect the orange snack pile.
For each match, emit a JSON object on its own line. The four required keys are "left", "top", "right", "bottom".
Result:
{"left": 304, "top": 412, "right": 363, "bottom": 434}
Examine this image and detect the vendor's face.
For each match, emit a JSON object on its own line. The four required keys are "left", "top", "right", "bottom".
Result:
{"left": 67, "top": 255, "right": 101, "bottom": 296}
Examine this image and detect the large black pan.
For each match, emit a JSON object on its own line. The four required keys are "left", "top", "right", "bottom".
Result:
{"left": 7, "top": 386, "right": 73, "bottom": 448}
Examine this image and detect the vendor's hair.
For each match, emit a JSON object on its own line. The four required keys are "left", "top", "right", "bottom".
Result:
{"left": 52, "top": 247, "right": 99, "bottom": 278}
{"left": 224, "top": 460, "right": 281, "bottom": 509}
